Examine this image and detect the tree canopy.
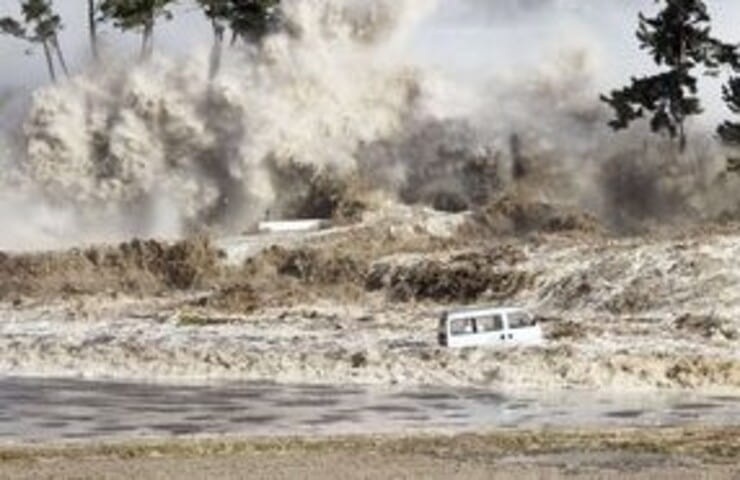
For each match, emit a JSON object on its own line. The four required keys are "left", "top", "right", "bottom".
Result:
{"left": 720, "top": 79, "right": 740, "bottom": 146}
{"left": 99, "top": 0, "right": 177, "bottom": 59}
{"left": 197, "top": 0, "right": 280, "bottom": 43}
{"left": 227, "top": 0, "right": 280, "bottom": 43}
{"left": 720, "top": 77, "right": 740, "bottom": 171}
{"left": 196, "top": 0, "right": 280, "bottom": 78}
{"left": 601, "top": 0, "right": 737, "bottom": 151}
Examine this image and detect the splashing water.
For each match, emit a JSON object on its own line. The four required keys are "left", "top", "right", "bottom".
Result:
{"left": 1, "top": 0, "right": 738, "bottom": 250}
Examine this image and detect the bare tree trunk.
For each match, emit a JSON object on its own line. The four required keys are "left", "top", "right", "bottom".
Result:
{"left": 140, "top": 19, "right": 154, "bottom": 60}
{"left": 52, "top": 35, "right": 69, "bottom": 77}
{"left": 42, "top": 40, "right": 57, "bottom": 82}
{"left": 509, "top": 133, "right": 527, "bottom": 180}
{"left": 677, "top": 24, "right": 687, "bottom": 154}
{"left": 88, "top": 0, "right": 99, "bottom": 61}
{"left": 208, "top": 21, "right": 225, "bottom": 79}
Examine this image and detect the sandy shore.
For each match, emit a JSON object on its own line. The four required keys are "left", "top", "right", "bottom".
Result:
{"left": 1, "top": 427, "right": 739, "bottom": 479}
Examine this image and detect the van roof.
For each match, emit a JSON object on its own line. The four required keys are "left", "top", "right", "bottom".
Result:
{"left": 442, "top": 305, "right": 527, "bottom": 318}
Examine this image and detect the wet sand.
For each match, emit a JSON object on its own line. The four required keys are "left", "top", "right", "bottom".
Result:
{"left": 1, "top": 428, "right": 739, "bottom": 479}
{"left": 1, "top": 452, "right": 736, "bottom": 479}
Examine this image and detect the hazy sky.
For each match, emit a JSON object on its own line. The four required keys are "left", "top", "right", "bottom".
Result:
{"left": 0, "top": 1, "right": 211, "bottom": 92}
{"left": 0, "top": 0, "right": 739, "bottom": 118}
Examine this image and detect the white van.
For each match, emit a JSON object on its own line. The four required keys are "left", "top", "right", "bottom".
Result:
{"left": 437, "top": 306, "right": 543, "bottom": 348}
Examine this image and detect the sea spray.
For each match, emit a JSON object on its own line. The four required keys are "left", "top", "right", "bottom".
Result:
{"left": 1, "top": 0, "right": 737, "bottom": 250}
{"left": 19, "top": 0, "right": 433, "bottom": 238}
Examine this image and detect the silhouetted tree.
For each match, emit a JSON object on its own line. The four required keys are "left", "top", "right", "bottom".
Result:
{"left": 227, "top": 0, "right": 280, "bottom": 45}
{"left": 197, "top": 0, "right": 230, "bottom": 78}
{"left": 197, "top": 0, "right": 280, "bottom": 78}
{"left": 0, "top": 0, "right": 68, "bottom": 82}
{"left": 720, "top": 78, "right": 740, "bottom": 170}
{"left": 720, "top": 78, "right": 740, "bottom": 145}
{"left": 99, "top": 0, "right": 177, "bottom": 60}
{"left": 601, "top": 0, "right": 736, "bottom": 152}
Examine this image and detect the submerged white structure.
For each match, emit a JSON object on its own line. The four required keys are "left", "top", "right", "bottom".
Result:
{"left": 257, "top": 219, "right": 332, "bottom": 234}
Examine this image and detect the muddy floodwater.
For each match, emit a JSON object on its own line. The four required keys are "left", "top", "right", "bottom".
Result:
{"left": 1, "top": 377, "right": 740, "bottom": 443}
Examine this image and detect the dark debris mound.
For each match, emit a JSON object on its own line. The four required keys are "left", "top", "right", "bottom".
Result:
{"left": 254, "top": 246, "right": 368, "bottom": 286}
{"left": 0, "top": 236, "right": 223, "bottom": 299}
{"left": 194, "top": 283, "right": 261, "bottom": 314}
{"left": 674, "top": 313, "right": 738, "bottom": 340}
{"left": 366, "top": 246, "right": 532, "bottom": 303}
{"left": 465, "top": 195, "right": 604, "bottom": 237}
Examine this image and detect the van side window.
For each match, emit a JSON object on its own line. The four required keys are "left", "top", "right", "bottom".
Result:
{"left": 450, "top": 318, "right": 476, "bottom": 335}
{"left": 477, "top": 315, "right": 503, "bottom": 332}
{"left": 508, "top": 312, "right": 536, "bottom": 329}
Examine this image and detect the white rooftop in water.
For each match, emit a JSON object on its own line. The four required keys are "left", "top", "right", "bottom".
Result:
{"left": 257, "top": 219, "right": 332, "bottom": 234}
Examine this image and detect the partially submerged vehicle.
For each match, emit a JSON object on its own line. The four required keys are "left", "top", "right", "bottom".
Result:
{"left": 437, "top": 306, "right": 543, "bottom": 348}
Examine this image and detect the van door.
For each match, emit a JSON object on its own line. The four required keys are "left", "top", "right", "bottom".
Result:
{"left": 505, "top": 310, "right": 539, "bottom": 343}
{"left": 447, "top": 316, "right": 478, "bottom": 347}
{"left": 475, "top": 314, "right": 506, "bottom": 345}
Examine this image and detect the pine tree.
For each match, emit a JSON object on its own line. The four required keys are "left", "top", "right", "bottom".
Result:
{"left": 196, "top": 0, "right": 231, "bottom": 78}
{"left": 601, "top": 0, "right": 736, "bottom": 151}
{"left": 720, "top": 79, "right": 740, "bottom": 145}
{"left": 99, "top": 0, "right": 177, "bottom": 60}
{"left": 196, "top": 0, "right": 280, "bottom": 78}
{"left": 227, "top": 0, "right": 280, "bottom": 45}
{"left": 720, "top": 78, "right": 740, "bottom": 171}
{"left": 0, "top": 0, "right": 67, "bottom": 82}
